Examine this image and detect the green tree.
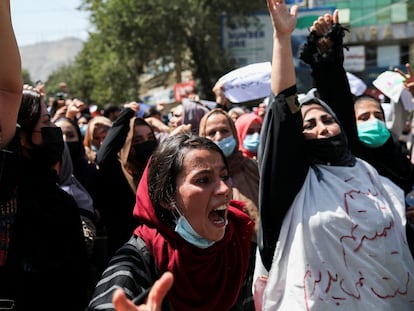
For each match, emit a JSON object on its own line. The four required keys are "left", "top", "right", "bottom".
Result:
{"left": 77, "top": 0, "right": 266, "bottom": 103}
{"left": 46, "top": 65, "right": 75, "bottom": 98}
{"left": 70, "top": 33, "right": 141, "bottom": 106}
{"left": 22, "top": 68, "right": 33, "bottom": 86}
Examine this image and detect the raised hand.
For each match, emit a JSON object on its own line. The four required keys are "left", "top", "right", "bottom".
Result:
{"left": 267, "top": 0, "right": 299, "bottom": 36}
{"left": 267, "top": 0, "right": 299, "bottom": 94}
{"left": 310, "top": 10, "right": 339, "bottom": 35}
{"left": 124, "top": 101, "right": 140, "bottom": 113}
{"left": 395, "top": 63, "right": 414, "bottom": 97}
{"left": 309, "top": 10, "right": 339, "bottom": 54}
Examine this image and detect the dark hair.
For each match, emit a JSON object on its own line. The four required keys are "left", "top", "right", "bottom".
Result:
{"left": 354, "top": 94, "right": 380, "bottom": 105}
{"left": 143, "top": 106, "right": 161, "bottom": 118}
{"left": 134, "top": 117, "right": 153, "bottom": 130}
{"left": 54, "top": 117, "right": 85, "bottom": 158}
{"left": 147, "top": 133, "right": 228, "bottom": 226}
{"left": 78, "top": 113, "right": 92, "bottom": 123}
{"left": 354, "top": 94, "right": 380, "bottom": 104}
{"left": 128, "top": 117, "right": 157, "bottom": 165}
{"left": 17, "top": 90, "right": 43, "bottom": 145}
{"left": 354, "top": 95, "right": 385, "bottom": 118}
{"left": 55, "top": 92, "right": 67, "bottom": 101}
{"left": 132, "top": 117, "right": 156, "bottom": 146}
{"left": 103, "top": 104, "right": 121, "bottom": 118}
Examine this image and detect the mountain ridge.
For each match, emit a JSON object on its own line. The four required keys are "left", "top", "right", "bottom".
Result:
{"left": 20, "top": 37, "right": 84, "bottom": 82}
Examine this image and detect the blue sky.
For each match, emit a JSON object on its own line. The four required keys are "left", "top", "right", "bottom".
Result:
{"left": 10, "top": 0, "right": 91, "bottom": 47}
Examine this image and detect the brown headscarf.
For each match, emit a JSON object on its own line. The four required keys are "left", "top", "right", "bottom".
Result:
{"left": 83, "top": 116, "right": 112, "bottom": 164}
{"left": 119, "top": 117, "right": 156, "bottom": 193}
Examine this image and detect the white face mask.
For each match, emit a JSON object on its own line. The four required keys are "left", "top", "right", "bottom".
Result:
{"left": 174, "top": 206, "right": 215, "bottom": 249}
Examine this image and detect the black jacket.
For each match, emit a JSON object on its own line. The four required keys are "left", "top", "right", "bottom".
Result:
{"left": 95, "top": 108, "right": 138, "bottom": 258}
{"left": 0, "top": 142, "right": 91, "bottom": 311}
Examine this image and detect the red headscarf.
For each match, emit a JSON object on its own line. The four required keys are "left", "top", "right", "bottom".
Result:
{"left": 235, "top": 113, "right": 263, "bottom": 159}
{"left": 133, "top": 166, "right": 254, "bottom": 311}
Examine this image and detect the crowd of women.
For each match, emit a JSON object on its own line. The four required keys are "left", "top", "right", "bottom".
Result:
{"left": 2, "top": 0, "right": 414, "bottom": 310}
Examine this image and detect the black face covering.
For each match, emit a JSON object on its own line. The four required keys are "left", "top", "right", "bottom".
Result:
{"left": 305, "top": 134, "right": 354, "bottom": 166}
{"left": 27, "top": 127, "right": 64, "bottom": 170}
{"left": 301, "top": 98, "right": 355, "bottom": 167}
{"left": 66, "top": 141, "right": 82, "bottom": 160}
{"left": 132, "top": 140, "right": 157, "bottom": 164}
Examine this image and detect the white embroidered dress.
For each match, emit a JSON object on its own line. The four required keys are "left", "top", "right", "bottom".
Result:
{"left": 258, "top": 159, "right": 414, "bottom": 310}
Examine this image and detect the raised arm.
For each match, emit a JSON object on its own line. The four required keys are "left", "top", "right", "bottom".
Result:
{"left": 299, "top": 11, "right": 360, "bottom": 152}
{"left": 268, "top": 0, "right": 298, "bottom": 95}
{"left": 0, "top": 0, "right": 22, "bottom": 148}
{"left": 257, "top": 0, "right": 304, "bottom": 272}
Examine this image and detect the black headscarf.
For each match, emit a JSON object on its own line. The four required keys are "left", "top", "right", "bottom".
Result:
{"left": 299, "top": 93, "right": 356, "bottom": 169}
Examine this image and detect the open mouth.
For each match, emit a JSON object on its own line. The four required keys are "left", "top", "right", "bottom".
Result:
{"left": 208, "top": 205, "right": 227, "bottom": 226}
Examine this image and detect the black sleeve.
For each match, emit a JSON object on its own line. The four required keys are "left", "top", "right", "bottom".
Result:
{"left": 300, "top": 24, "right": 414, "bottom": 259}
{"left": 300, "top": 24, "right": 361, "bottom": 155}
{"left": 0, "top": 127, "right": 21, "bottom": 203}
{"left": 257, "top": 87, "right": 309, "bottom": 271}
{"left": 88, "top": 235, "right": 162, "bottom": 311}
{"left": 96, "top": 108, "right": 135, "bottom": 166}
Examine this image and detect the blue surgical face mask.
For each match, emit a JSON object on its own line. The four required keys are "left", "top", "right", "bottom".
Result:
{"left": 215, "top": 135, "right": 236, "bottom": 157}
{"left": 357, "top": 118, "right": 390, "bottom": 148}
{"left": 79, "top": 124, "right": 88, "bottom": 137}
{"left": 243, "top": 132, "right": 260, "bottom": 153}
{"left": 91, "top": 144, "right": 99, "bottom": 152}
{"left": 174, "top": 208, "right": 215, "bottom": 249}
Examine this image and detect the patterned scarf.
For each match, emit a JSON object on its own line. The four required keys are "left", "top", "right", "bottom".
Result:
{"left": 0, "top": 195, "right": 17, "bottom": 266}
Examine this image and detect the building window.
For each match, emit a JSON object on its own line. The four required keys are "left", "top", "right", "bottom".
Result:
{"left": 365, "top": 45, "right": 377, "bottom": 67}
{"left": 401, "top": 44, "right": 409, "bottom": 65}
{"left": 391, "top": 3, "right": 407, "bottom": 23}
{"left": 377, "top": 45, "right": 399, "bottom": 67}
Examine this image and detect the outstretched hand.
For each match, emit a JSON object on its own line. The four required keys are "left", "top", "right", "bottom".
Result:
{"left": 267, "top": 0, "right": 298, "bottom": 36}
{"left": 112, "top": 271, "right": 174, "bottom": 311}
{"left": 395, "top": 63, "right": 414, "bottom": 97}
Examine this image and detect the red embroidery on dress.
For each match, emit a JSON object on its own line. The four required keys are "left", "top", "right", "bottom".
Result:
{"left": 302, "top": 173, "right": 411, "bottom": 309}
